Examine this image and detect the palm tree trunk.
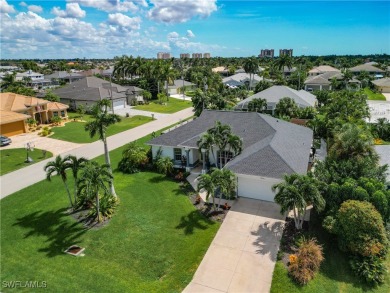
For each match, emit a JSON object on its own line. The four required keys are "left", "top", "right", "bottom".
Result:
{"left": 63, "top": 181, "right": 73, "bottom": 208}
{"left": 96, "top": 192, "right": 101, "bottom": 222}
{"left": 73, "top": 179, "right": 78, "bottom": 205}
{"left": 293, "top": 207, "right": 299, "bottom": 229}
{"left": 103, "top": 138, "right": 116, "bottom": 197}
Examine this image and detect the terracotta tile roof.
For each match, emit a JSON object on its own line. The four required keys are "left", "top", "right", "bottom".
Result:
{"left": 47, "top": 102, "right": 69, "bottom": 111}
{"left": 0, "top": 92, "right": 29, "bottom": 112}
{"left": 0, "top": 110, "right": 30, "bottom": 124}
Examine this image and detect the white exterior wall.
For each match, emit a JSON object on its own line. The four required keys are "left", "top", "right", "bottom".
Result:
{"left": 236, "top": 174, "right": 282, "bottom": 202}
{"left": 151, "top": 146, "right": 175, "bottom": 160}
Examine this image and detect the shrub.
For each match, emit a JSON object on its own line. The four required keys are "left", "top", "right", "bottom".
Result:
{"left": 117, "top": 142, "right": 148, "bottom": 174}
{"left": 336, "top": 200, "right": 388, "bottom": 257}
{"left": 88, "top": 194, "right": 118, "bottom": 221}
{"left": 156, "top": 157, "right": 174, "bottom": 176}
{"left": 288, "top": 237, "right": 324, "bottom": 285}
{"left": 350, "top": 255, "right": 387, "bottom": 285}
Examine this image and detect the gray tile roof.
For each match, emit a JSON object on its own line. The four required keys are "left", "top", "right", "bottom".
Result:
{"left": 53, "top": 76, "right": 127, "bottom": 102}
{"left": 169, "top": 79, "right": 195, "bottom": 89}
{"left": 45, "top": 71, "right": 84, "bottom": 80}
{"left": 349, "top": 64, "right": 384, "bottom": 73}
{"left": 372, "top": 77, "right": 390, "bottom": 87}
{"left": 234, "top": 85, "right": 317, "bottom": 110}
{"left": 148, "top": 110, "right": 313, "bottom": 179}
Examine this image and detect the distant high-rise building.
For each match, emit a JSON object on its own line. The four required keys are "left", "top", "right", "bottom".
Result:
{"left": 192, "top": 53, "right": 203, "bottom": 59}
{"left": 203, "top": 53, "right": 211, "bottom": 58}
{"left": 180, "top": 53, "right": 190, "bottom": 59}
{"left": 157, "top": 52, "right": 171, "bottom": 59}
{"left": 259, "top": 49, "right": 274, "bottom": 58}
{"left": 279, "top": 49, "right": 293, "bottom": 57}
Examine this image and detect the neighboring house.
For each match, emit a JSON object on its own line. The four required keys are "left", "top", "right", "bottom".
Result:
{"left": 148, "top": 110, "right": 313, "bottom": 202}
{"left": 349, "top": 64, "right": 385, "bottom": 79}
{"left": 0, "top": 92, "right": 68, "bottom": 136}
{"left": 125, "top": 85, "right": 144, "bottom": 105}
{"left": 53, "top": 76, "right": 128, "bottom": 110}
{"left": 308, "top": 65, "right": 340, "bottom": 76}
{"left": 167, "top": 79, "right": 196, "bottom": 95}
{"left": 45, "top": 71, "right": 84, "bottom": 84}
{"left": 15, "top": 70, "right": 53, "bottom": 90}
{"left": 304, "top": 71, "right": 361, "bottom": 91}
{"left": 234, "top": 85, "right": 317, "bottom": 114}
{"left": 372, "top": 78, "right": 390, "bottom": 93}
{"left": 282, "top": 66, "right": 296, "bottom": 76}
{"left": 222, "top": 73, "right": 264, "bottom": 88}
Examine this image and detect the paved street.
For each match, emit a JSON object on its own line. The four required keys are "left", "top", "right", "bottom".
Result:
{"left": 0, "top": 107, "right": 194, "bottom": 199}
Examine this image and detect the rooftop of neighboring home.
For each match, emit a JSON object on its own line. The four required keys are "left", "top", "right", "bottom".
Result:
{"left": 168, "top": 79, "right": 195, "bottom": 88}
{"left": 148, "top": 110, "right": 313, "bottom": 179}
{"left": 53, "top": 76, "right": 128, "bottom": 101}
{"left": 349, "top": 64, "right": 385, "bottom": 73}
{"left": 15, "top": 70, "right": 44, "bottom": 80}
{"left": 125, "top": 85, "right": 144, "bottom": 93}
{"left": 372, "top": 77, "right": 390, "bottom": 87}
{"left": 234, "top": 85, "right": 317, "bottom": 110}
{"left": 45, "top": 71, "right": 84, "bottom": 80}
{"left": 305, "top": 71, "right": 361, "bottom": 85}
{"left": 222, "top": 73, "right": 264, "bottom": 85}
{"left": 212, "top": 66, "right": 227, "bottom": 73}
{"left": 309, "top": 65, "right": 340, "bottom": 75}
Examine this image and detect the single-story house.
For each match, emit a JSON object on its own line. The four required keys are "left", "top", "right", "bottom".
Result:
{"left": 222, "top": 73, "right": 265, "bottom": 88}
{"left": 349, "top": 64, "right": 385, "bottom": 78}
{"left": 125, "top": 85, "right": 144, "bottom": 105}
{"left": 234, "top": 85, "right": 317, "bottom": 114}
{"left": 167, "top": 79, "right": 196, "bottom": 95}
{"left": 372, "top": 78, "right": 390, "bottom": 93}
{"left": 0, "top": 92, "right": 68, "bottom": 136}
{"left": 304, "top": 71, "right": 361, "bottom": 91}
{"left": 148, "top": 110, "right": 313, "bottom": 202}
{"left": 308, "top": 65, "right": 340, "bottom": 77}
{"left": 53, "top": 76, "right": 129, "bottom": 110}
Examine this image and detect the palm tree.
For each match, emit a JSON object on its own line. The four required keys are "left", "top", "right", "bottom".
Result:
{"left": 44, "top": 155, "right": 73, "bottom": 208}
{"left": 226, "top": 134, "right": 242, "bottom": 165}
{"left": 156, "top": 157, "right": 174, "bottom": 176}
{"left": 197, "top": 132, "right": 216, "bottom": 168}
{"left": 213, "top": 168, "right": 237, "bottom": 209}
{"left": 375, "top": 118, "right": 389, "bottom": 139}
{"left": 197, "top": 173, "right": 216, "bottom": 210}
{"left": 243, "top": 56, "right": 259, "bottom": 90}
{"left": 65, "top": 155, "right": 88, "bottom": 204}
{"left": 85, "top": 99, "right": 121, "bottom": 196}
{"left": 272, "top": 174, "right": 325, "bottom": 229}
{"left": 78, "top": 161, "right": 112, "bottom": 223}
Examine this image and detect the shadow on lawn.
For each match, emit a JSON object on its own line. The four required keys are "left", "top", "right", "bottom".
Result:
{"left": 13, "top": 208, "right": 87, "bottom": 258}
{"left": 176, "top": 210, "right": 214, "bottom": 235}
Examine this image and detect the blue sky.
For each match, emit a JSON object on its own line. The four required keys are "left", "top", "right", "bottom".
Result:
{"left": 0, "top": 1, "right": 389, "bottom": 59}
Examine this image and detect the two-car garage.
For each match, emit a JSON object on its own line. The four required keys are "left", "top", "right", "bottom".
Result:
{"left": 236, "top": 174, "right": 281, "bottom": 202}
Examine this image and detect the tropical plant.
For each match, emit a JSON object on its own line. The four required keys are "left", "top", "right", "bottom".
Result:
{"left": 350, "top": 255, "right": 387, "bottom": 285}
{"left": 65, "top": 155, "right": 88, "bottom": 204}
{"left": 118, "top": 142, "right": 148, "bottom": 174}
{"left": 288, "top": 237, "right": 324, "bottom": 285}
{"left": 213, "top": 168, "right": 237, "bottom": 208}
{"left": 77, "top": 161, "right": 113, "bottom": 222}
{"left": 272, "top": 174, "right": 325, "bottom": 229}
{"left": 50, "top": 116, "right": 62, "bottom": 125}
{"left": 247, "top": 98, "right": 267, "bottom": 112}
{"left": 243, "top": 56, "right": 259, "bottom": 90}
{"left": 85, "top": 99, "right": 121, "bottom": 196}
{"left": 275, "top": 97, "right": 299, "bottom": 118}
{"left": 44, "top": 155, "right": 73, "bottom": 208}
{"left": 156, "top": 156, "right": 174, "bottom": 176}
{"left": 77, "top": 104, "right": 86, "bottom": 120}
{"left": 197, "top": 173, "right": 216, "bottom": 210}
{"left": 87, "top": 193, "right": 118, "bottom": 221}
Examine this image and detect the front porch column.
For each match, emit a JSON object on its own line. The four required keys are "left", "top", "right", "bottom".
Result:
{"left": 184, "top": 148, "right": 190, "bottom": 172}
{"left": 201, "top": 148, "right": 206, "bottom": 174}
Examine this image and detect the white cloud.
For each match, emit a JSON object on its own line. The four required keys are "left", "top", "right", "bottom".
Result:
{"left": 107, "top": 13, "right": 141, "bottom": 30}
{"left": 68, "top": 0, "right": 143, "bottom": 13}
{"left": 148, "top": 0, "right": 217, "bottom": 23}
{"left": 19, "top": 2, "right": 27, "bottom": 7}
{"left": 186, "top": 30, "right": 195, "bottom": 38}
{"left": 0, "top": 0, "right": 16, "bottom": 13}
{"left": 52, "top": 3, "right": 86, "bottom": 18}
{"left": 28, "top": 5, "right": 43, "bottom": 13}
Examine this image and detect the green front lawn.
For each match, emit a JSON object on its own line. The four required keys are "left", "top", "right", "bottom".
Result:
{"left": 133, "top": 99, "right": 192, "bottom": 113}
{"left": 50, "top": 115, "right": 152, "bottom": 143}
{"left": 363, "top": 88, "right": 386, "bottom": 101}
{"left": 270, "top": 216, "right": 390, "bottom": 293}
{"left": 1, "top": 134, "right": 219, "bottom": 292}
{"left": 0, "top": 148, "right": 53, "bottom": 176}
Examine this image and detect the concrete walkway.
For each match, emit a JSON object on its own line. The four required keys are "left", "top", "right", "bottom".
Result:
{"left": 0, "top": 107, "right": 194, "bottom": 199}
{"left": 183, "top": 198, "right": 285, "bottom": 293}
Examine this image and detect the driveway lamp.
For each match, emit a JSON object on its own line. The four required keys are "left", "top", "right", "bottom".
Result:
{"left": 25, "top": 142, "right": 35, "bottom": 163}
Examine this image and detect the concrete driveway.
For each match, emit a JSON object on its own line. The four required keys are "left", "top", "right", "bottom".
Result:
{"left": 183, "top": 198, "right": 285, "bottom": 293}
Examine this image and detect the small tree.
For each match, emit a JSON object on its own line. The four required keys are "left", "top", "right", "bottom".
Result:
{"left": 156, "top": 157, "right": 173, "bottom": 176}
{"left": 118, "top": 142, "right": 148, "bottom": 173}
{"left": 77, "top": 104, "right": 86, "bottom": 120}
{"left": 51, "top": 115, "right": 62, "bottom": 125}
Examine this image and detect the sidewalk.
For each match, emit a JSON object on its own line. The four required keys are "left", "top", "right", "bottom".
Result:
{"left": 0, "top": 107, "right": 194, "bottom": 199}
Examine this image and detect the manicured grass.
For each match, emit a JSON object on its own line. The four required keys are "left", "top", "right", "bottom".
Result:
{"left": 270, "top": 215, "right": 390, "bottom": 293}
{"left": 0, "top": 148, "right": 53, "bottom": 176}
{"left": 363, "top": 88, "right": 386, "bottom": 101}
{"left": 133, "top": 99, "right": 192, "bottom": 113}
{"left": 50, "top": 115, "right": 153, "bottom": 143}
{"left": 1, "top": 135, "right": 219, "bottom": 292}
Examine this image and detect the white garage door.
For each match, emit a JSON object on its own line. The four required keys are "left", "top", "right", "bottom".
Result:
{"left": 113, "top": 99, "right": 125, "bottom": 109}
{"left": 237, "top": 175, "right": 278, "bottom": 202}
